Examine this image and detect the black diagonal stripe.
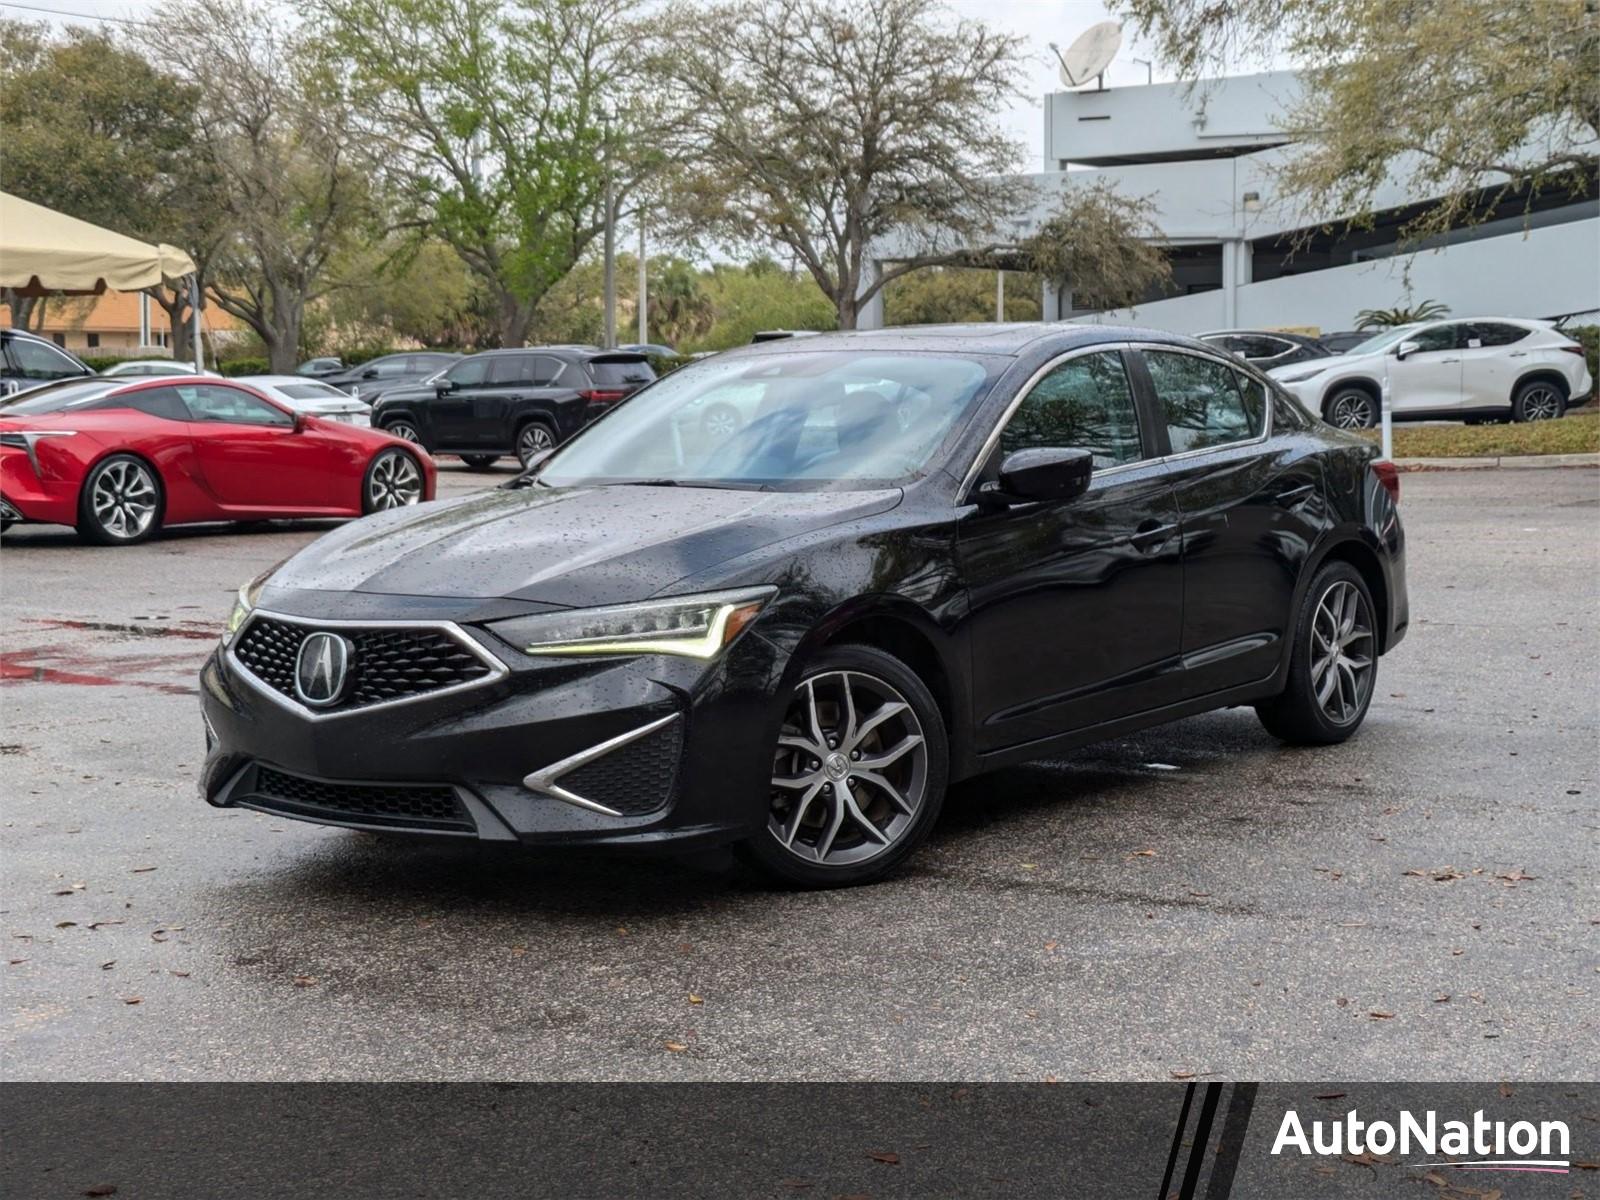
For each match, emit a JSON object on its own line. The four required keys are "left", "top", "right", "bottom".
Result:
{"left": 1158, "top": 1083, "right": 1196, "bottom": 1200}
{"left": 1203, "top": 1083, "right": 1259, "bottom": 1200}
{"left": 1177, "top": 1083, "right": 1224, "bottom": 1200}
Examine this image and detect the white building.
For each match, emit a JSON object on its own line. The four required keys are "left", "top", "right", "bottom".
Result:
{"left": 859, "top": 70, "right": 1599, "bottom": 334}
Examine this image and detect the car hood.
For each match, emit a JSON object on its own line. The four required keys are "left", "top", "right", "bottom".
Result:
{"left": 267, "top": 483, "right": 903, "bottom": 605}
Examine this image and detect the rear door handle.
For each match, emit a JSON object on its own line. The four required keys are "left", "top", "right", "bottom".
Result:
{"left": 1509, "top": 351, "right": 1528, "bottom": 357}
{"left": 1439, "top": 357, "right": 1460, "bottom": 363}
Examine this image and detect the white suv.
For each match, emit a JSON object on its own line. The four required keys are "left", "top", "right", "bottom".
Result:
{"left": 1268, "top": 318, "right": 1593, "bottom": 429}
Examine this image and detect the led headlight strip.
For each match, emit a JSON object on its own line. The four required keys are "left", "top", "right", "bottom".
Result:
{"left": 489, "top": 586, "right": 776, "bottom": 659}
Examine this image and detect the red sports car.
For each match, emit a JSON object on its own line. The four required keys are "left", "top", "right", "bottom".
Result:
{"left": 0, "top": 376, "right": 435, "bottom": 545}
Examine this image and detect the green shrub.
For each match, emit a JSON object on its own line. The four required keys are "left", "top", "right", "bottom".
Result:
{"left": 218, "top": 357, "right": 270, "bottom": 377}
{"left": 644, "top": 353, "right": 700, "bottom": 377}
{"left": 80, "top": 354, "right": 142, "bottom": 372}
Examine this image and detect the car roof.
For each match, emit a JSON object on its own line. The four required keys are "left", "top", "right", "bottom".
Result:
{"left": 237, "top": 374, "right": 336, "bottom": 386}
{"left": 718, "top": 322, "right": 1200, "bottom": 359}
{"left": 1199, "top": 329, "right": 1320, "bottom": 342}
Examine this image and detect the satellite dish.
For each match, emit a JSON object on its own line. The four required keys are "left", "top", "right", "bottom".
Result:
{"left": 1050, "top": 21, "right": 1122, "bottom": 90}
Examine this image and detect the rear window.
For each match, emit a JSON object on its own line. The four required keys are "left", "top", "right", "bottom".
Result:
{"left": 279, "top": 383, "right": 349, "bottom": 400}
{"left": 0, "top": 379, "right": 121, "bottom": 413}
{"left": 588, "top": 358, "right": 656, "bottom": 385}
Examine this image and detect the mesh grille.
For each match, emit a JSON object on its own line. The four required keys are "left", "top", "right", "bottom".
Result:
{"left": 233, "top": 616, "right": 493, "bottom": 712}
{"left": 250, "top": 766, "right": 472, "bottom": 832}
{"left": 558, "top": 717, "right": 683, "bottom": 816}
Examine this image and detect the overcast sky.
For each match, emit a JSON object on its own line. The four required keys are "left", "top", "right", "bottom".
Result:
{"left": 9, "top": 0, "right": 1175, "bottom": 171}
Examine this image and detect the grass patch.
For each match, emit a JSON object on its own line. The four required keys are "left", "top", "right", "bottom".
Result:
{"left": 1354, "top": 406, "right": 1599, "bottom": 458}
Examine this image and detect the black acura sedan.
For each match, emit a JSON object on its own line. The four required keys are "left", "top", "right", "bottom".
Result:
{"left": 200, "top": 324, "right": 1408, "bottom": 887}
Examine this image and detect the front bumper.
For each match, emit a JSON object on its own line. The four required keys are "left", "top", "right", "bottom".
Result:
{"left": 199, "top": 602, "right": 788, "bottom": 849}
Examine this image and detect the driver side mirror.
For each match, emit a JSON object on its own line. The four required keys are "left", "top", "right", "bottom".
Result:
{"left": 362, "top": 367, "right": 379, "bottom": 379}
{"left": 1394, "top": 340, "right": 1420, "bottom": 361}
{"left": 981, "top": 447, "right": 1094, "bottom": 506}
{"left": 436, "top": 378, "right": 458, "bottom": 395}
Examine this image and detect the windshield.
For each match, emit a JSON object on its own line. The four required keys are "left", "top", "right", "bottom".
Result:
{"left": 0, "top": 379, "right": 122, "bottom": 414}
{"left": 1343, "top": 324, "right": 1422, "bottom": 356}
{"left": 538, "top": 351, "right": 1001, "bottom": 490}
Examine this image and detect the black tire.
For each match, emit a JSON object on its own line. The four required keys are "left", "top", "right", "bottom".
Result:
{"left": 1511, "top": 378, "right": 1565, "bottom": 423}
{"left": 516, "top": 419, "right": 557, "bottom": 468}
{"left": 76, "top": 453, "right": 163, "bottom": 546}
{"left": 380, "top": 417, "right": 424, "bottom": 447}
{"left": 1324, "top": 387, "right": 1378, "bottom": 429}
{"left": 737, "top": 644, "right": 948, "bottom": 888}
{"left": 1256, "top": 561, "right": 1379, "bottom": 745}
{"left": 360, "top": 447, "right": 426, "bottom": 514}
{"left": 461, "top": 454, "right": 501, "bottom": 470}
{"left": 701, "top": 402, "right": 741, "bottom": 439}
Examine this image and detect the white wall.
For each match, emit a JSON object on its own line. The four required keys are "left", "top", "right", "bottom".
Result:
{"left": 1072, "top": 217, "right": 1600, "bottom": 334}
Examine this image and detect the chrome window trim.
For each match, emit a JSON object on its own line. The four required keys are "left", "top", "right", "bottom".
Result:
{"left": 225, "top": 608, "right": 509, "bottom": 722}
{"left": 956, "top": 340, "right": 1273, "bottom": 502}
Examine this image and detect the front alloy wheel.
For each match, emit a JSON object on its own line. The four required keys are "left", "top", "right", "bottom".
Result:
{"left": 363, "top": 448, "right": 423, "bottom": 513}
{"left": 1326, "top": 389, "right": 1377, "bottom": 429}
{"left": 742, "top": 646, "right": 948, "bottom": 887}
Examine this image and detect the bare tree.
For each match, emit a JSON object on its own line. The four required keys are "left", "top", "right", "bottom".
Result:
{"left": 1021, "top": 181, "right": 1172, "bottom": 313}
{"left": 141, "top": 1, "right": 371, "bottom": 371}
{"left": 658, "top": 0, "right": 1029, "bottom": 329}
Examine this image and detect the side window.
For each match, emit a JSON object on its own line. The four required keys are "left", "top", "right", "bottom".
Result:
{"left": 489, "top": 354, "right": 538, "bottom": 386}
{"left": 531, "top": 356, "right": 564, "bottom": 386}
{"left": 1000, "top": 351, "right": 1144, "bottom": 469}
{"left": 1408, "top": 324, "right": 1459, "bottom": 353}
{"left": 122, "top": 387, "right": 190, "bottom": 421}
{"left": 444, "top": 357, "right": 489, "bottom": 387}
{"left": 179, "top": 384, "right": 294, "bottom": 427}
{"left": 369, "top": 357, "right": 407, "bottom": 377}
{"left": 1144, "top": 351, "right": 1264, "bottom": 454}
{"left": 7, "top": 337, "right": 86, "bottom": 381}
{"left": 1465, "top": 322, "right": 1529, "bottom": 348}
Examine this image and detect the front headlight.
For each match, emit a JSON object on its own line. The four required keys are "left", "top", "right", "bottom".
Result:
{"left": 221, "top": 568, "right": 276, "bottom": 645}
{"left": 486, "top": 586, "right": 776, "bottom": 659}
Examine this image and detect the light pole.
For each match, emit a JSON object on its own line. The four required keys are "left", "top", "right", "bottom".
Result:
{"left": 601, "top": 108, "right": 617, "bottom": 350}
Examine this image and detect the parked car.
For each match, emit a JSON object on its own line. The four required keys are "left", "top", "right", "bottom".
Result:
{"left": 237, "top": 375, "right": 373, "bottom": 426}
{"left": 369, "top": 347, "right": 657, "bottom": 469}
{"left": 201, "top": 324, "right": 1407, "bottom": 887}
{"left": 1199, "top": 330, "right": 1334, "bottom": 370}
{"left": 1269, "top": 317, "right": 1593, "bottom": 428}
{"left": 99, "top": 359, "right": 201, "bottom": 378}
{"left": 751, "top": 330, "right": 822, "bottom": 343}
{"left": 1318, "top": 330, "right": 1371, "bottom": 355}
{"left": 316, "top": 352, "right": 461, "bottom": 402}
{"left": 0, "top": 375, "right": 432, "bottom": 544}
{"left": 295, "top": 357, "right": 344, "bottom": 377}
{"left": 1, "top": 329, "right": 93, "bottom": 396}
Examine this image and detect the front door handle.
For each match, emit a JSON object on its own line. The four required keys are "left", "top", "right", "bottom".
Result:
{"left": 1130, "top": 520, "right": 1175, "bottom": 552}
{"left": 1508, "top": 351, "right": 1529, "bottom": 358}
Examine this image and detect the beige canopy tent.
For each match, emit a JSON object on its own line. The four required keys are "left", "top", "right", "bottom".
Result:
{"left": 0, "top": 192, "right": 202, "bottom": 368}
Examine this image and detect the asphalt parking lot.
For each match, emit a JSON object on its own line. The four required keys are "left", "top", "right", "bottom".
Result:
{"left": 2, "top": 465, "right": 1596, "bottom": 1082}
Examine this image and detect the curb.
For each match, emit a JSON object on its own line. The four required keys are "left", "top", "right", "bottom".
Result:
{"left": 1394, "top": 452, "right": 1600, "bottom": 471}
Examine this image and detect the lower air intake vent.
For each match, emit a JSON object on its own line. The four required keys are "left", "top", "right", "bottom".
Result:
{"left": 248, "top": 766, "right": 473, "bottom": 832}
{"left": 543, "top": 714, "right": 684, "bottom": 816}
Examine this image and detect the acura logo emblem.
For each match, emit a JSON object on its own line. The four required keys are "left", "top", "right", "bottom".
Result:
{"left": 294, "top": 632, "right": 352, "bottom": 707}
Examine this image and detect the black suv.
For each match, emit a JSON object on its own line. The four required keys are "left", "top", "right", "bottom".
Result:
{"left": 1, "top": 329, "right": 94, "bottom": 397}
{"left": 318, "top": 351, "right": 461, "bottom": 403}
{"left": 369, "top": 347, "right": 656, "bottom": 468}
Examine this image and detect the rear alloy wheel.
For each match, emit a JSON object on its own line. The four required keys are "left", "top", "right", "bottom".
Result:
{"left": 461, "top": 454, "right": 501, "bottom": 470}
{"left": 740, "top": 645, "right": 948, "bottom": 887}
{"left": 77, "top": 454, "right": 162, "bottom": 546}
{"left": 362, "top": 448, "right": 424, "bottom": 513}
{"left": 1257, "top": 562, "right": 1378, "bottom": 744}
{"left": 1512, "top": 379, "right": 1564, "bottom": 422}
{"left": 1325, "top": 388, "right": 1377, "bottom": 429}
{"left": 517, "top": 421, "right": 556, "bottom": 468}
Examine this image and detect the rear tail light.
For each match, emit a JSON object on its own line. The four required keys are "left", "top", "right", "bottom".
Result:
{"left": 1371, "top": 459, "right": 1400, "bottom": 503}
{"left": 578, "top": 388, "right": 628, "bottom": 408}
{"left": 1558, "top": 344, "right": 1586, "bottom": 356}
